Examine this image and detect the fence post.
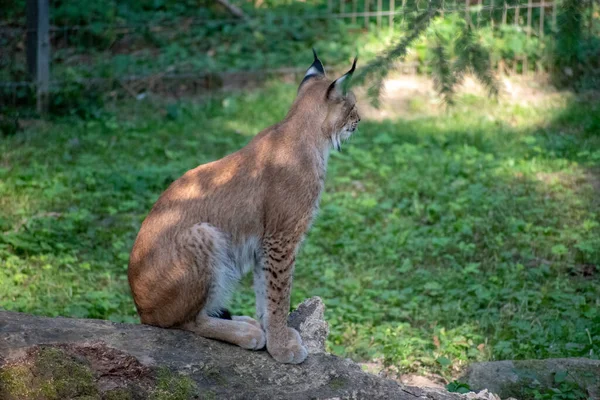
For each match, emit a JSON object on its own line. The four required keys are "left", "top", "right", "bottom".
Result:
{"left": 589, "top": 0, "right": 594, "bottom": 39}
{"left": 389, "top": 0, "right": 395, "bottom": 31}
{"left": 525, "top": 0, "right": 533, "bottom": 76}
{"left": 539, "top": 0, "right": 545, "bottom": 37}
{"left": 465, "top": 0, "right": 472, "bottom": 28}
{"left": 526, "top": 0, "right": 533, "bottom": 37}
{"left": 401, "top": 0, "right": 406, "bottom": 26}
{"left": 26, "top": 0, "right": 50, "bottom": 114}
{"left": 552, "top": 0, "right": 557, "bottom": 31}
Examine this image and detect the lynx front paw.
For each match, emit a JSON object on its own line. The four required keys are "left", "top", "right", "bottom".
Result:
{"left": 267, "top": 327, "right": 308, "bottom": 364}
{"left": 238, "top": 324, "right": 266, "bottom": 350}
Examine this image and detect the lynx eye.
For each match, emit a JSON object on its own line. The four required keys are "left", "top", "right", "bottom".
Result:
{"left": 344, "top": 106, "right": 356, "bottom": 119}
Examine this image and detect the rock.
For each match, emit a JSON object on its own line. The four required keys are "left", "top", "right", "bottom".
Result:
{"left": 462, "top": 358, "right": 600, "bottom": 399}
{"left": 0, "top": 301, "right": 464, "bottom": 400}
{"left": 462, "top": 389, "right": 501, "bottom": 400}
{"left": 398, "top": 374, "right": 446, "bottom": 390}
{"left": 287, "top": 296, "right": 329, "bottom": 354}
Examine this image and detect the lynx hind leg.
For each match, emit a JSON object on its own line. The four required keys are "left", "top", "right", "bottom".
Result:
{"left": 232, "top": 315, "right": 262, "bottom": 330}
{"left": 181, "top": 223, "right": 265, "bottom": 350}
{"left": 212, "top": 308, "right": 262, "bottom": 329}
{"left": 181, "top": 314, "right": 265, "bottom": 350}
{"left": 214, "top": 308, "right": 262, "bottom": 330}
{"left": 135, "top": 222, "right": 221, "bottom": 327}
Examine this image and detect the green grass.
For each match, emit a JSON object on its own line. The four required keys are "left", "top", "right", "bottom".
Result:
{"left": 1, "top": 83, "right": 599, "bottom": 377}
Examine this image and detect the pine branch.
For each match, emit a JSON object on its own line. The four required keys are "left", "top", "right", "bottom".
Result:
{"left": 355, "top": 0, "right": 499, "bottom": 106}
{"left": 453, "top": 25, "right": 499, "bottom": 100}
{"left": 355, "top": 0, "right": 444, "bottom": 105}
{"left": 470, "top": 39, "right": 499, "bottom": 98}
{"left": 452, "top": 22, "right": 473, "bottom": 86}
{"left": 431, "top": 34, "right": 456, "bottom": 106}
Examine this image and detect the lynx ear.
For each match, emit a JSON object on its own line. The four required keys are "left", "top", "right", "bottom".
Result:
{"left": 299, "top": 48, "right": 326, "bottom": 89}
{"left": 327, "top": 57, "right": 357, "bottom": 100}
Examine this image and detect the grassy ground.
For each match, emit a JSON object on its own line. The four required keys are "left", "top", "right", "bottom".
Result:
{"left": 1, "top": 82, "right": 599, "bottom": 378}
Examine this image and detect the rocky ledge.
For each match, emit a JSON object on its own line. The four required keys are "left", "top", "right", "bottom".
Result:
{"left": 0, "top": 297, "right": 463, "bottom": 400}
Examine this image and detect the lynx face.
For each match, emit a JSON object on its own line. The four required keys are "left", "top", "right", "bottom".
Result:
{"left": 299, "top": 53, "right": 361, "bottom": 151}
{"left": 330, "top": 91, "right": 360, "bottom": 151}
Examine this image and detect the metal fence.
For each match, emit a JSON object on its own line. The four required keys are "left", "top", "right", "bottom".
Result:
{"left": 0, "top": 0, "right": 586, "bottom": 113}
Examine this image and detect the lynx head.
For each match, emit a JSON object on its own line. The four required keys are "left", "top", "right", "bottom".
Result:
{"left": 297, "top": 49, "right": 361, "bottom": 151}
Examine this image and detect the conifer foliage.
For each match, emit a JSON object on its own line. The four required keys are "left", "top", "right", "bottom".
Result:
{"left": 356, "top": 0, "right": 499, "bottom": 105}
{"left": 357, "top": 0, "right": 598, "bottom": 104}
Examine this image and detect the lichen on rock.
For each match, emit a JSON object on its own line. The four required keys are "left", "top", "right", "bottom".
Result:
{"left": 150, "top": 367, "right": 198, "bottom": 400}
{"left": 0, "top": 346, "right": 99, "bottom": 400}
{"left": 0, "top": 344, "right": 200, "bottom": 400}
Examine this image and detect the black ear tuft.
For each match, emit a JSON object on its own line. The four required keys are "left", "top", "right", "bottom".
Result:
{"left": 311, "top": 48, "right": 325, "bottom": 75}
{"left": 299, "top": 48, "right": 326, "bottom": 90}
{"left": 348, "top": 56, "right": 357, "bottom": 75}
{"left": 327, "top": 57, "right": 358, "bottom": 99}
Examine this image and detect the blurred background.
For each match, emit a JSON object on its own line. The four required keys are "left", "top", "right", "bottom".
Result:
{"left": 2, "top": 0, "right": 598, "bottom": 115}
{"left": 1, "top": 0, "right": 599, "bottom": 392}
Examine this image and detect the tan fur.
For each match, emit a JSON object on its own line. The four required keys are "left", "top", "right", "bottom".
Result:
{"left": 128, "top": 57, "right": 360, "bottom": 364}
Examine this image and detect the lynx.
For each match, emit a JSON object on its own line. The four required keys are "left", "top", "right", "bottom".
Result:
{"left": 128, "top": 50, "right": 360, "bottom": 364}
